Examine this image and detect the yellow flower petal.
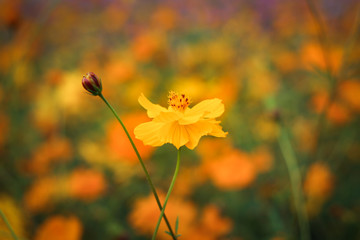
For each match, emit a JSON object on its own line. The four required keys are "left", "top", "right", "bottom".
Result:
{"left": 134, "top": 93, "right": 227, "bottom": 149}
{"left": 186, "top": 98, "right": 224, "bottom": 120}
{"left": 135, "top": 121, "right": 190, "bottom": 149}
{"left": 209, "top": 122, "right": 228, "bottom": 137}
{"left": 185, "top": 120, "right": 220, "bottom": 149}
{"left": 138, "top": 93, "right": 168, "bottom": 118}
{"left": 153, "top": 111, "right": 182, "bottom": 123}
{"left": 177, "top": 109, "right": 203, "bottom": 125}
{"left": 134, "top": 121, "right": 164, "bottom": 147}
{"left": 160, "top": 122, "right": 189, "bottom": 149}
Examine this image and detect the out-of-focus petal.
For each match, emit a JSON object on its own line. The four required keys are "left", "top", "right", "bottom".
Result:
{"left": 138, "top": 93, "right": 167, "bottom": 118}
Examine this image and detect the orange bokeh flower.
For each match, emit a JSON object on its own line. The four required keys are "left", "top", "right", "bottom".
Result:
{"left": 104, "top": 59, "right": 135, "bottom": 83}
{"left": 172, "top": 166, "right": 207, "bottom": 196}
{"left": 327, "top": 102, "right": 351, "bottom": 124}
{"left": 102, "top": 3, "right": 128, "bottom": 32}
{"left": 304, "top": 162, "right": 335, "bottom": 217}
{"left": 68, "top": 168, "right": 106, "bottom": 201}
{"left": 190, "top": 205, "right": 233, "bottom": 239}
{"left": 198, "top": 139, "right": 269, "bottom": 189}
{"left": 311, "top": 91, "right": 351, "bottom": 125}
{"left": 196, "top": 138, "right": 233, "bottom": 161}
{"left": 339, "top": 80, "right": 360, "bottom": 112}
{"left": 300, "top": 42, "right": 342, "bottom": 73}
{"left": 129, "top": 192, "right": 232, "bottom": 240}
{"left": 272, "top": 50, "right": 298, "bottom": 73}
{"left": 151, "top": 6, "right": 177, "bottom": 30}
{"left": 34, "top": 215, "right": 82, "bottom": 240}
{"left": 311, "top": 90, "right": 329, "bottom": 113}
{"left": 203, "top": 150, "right": 257, "bottom": 190}
{"left": 26, "top": 136, "right": 72, "bottom": 175}
{"left": 24, "top": 177, "right": 56, "bottom": 212}
{"left": 0, "top": 0, "right": 21, "bottom": 27}
{"left": 251, "top": 147, "right": 274, "bottom": 173}
{"left": 128, "top": 192, "right": 196, "bottom": 239}
{"left": 107, "top": 113, "right": 154, "bottom": 164}
{"left": 304, "top": 162, "right": 334, "bottom": 199}
{"left": 131, "top": 31, "right": 163, "bottom": 62}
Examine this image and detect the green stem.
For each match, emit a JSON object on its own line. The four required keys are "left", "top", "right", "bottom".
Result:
{"left": 278, "top": 128, "right": 311, "bottom": 240}
{"left": 152, "top": 148, "right": 181, "bottom": 240}
{"left": 98, "top": 93, "right": 177, "bottom": 240}
{"left": 0, "top": 209, "right": 19, "bottom": 240}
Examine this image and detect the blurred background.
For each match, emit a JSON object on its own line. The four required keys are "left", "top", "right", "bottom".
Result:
{"left": 0, "top": 0, "right": 359, "bottom": 239}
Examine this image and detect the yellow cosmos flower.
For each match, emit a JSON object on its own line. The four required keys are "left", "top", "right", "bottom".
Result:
{"left": 134, "top": 91, "right": 227, "bottom": 149}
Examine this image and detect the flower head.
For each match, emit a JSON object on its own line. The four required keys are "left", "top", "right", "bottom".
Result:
{"left": 134, "top": 91, "right": 227, "bottom": 149}
{"left": 82, "top": 72, "right": 102, "bottom": 96}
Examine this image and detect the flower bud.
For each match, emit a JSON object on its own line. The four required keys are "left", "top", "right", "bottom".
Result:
{"left": 82, "top": 72, "right": 102, "bottom": 96}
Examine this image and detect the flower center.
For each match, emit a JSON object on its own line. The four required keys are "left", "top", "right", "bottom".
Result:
{"left": 168, "top": 91, "right": 190, "bottom": 112}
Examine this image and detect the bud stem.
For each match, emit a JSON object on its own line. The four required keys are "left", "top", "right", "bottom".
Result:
{"left": 98, "top": 93, "right": 177, "bottom": 240}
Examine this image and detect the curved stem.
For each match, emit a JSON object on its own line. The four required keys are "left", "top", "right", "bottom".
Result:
{"left": 152, "top": 148, "right": 181, "bottom": 240}
{"left": 0, "top": 209, "right": 19, "bottom": 240}
{"left": 278, "top": 127, "right": 311, "bottom": 240}
{"left": 98, "top": 93, "right": 177, "bottom": 240}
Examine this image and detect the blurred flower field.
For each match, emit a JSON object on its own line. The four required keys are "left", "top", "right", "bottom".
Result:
{"left": 0, "top": 0, "right": 360, "bottom": 239}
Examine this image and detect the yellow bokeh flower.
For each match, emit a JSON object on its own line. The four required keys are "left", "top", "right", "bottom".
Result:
{"left": 134, "top": 91, "right": 227, "bottom": 149}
